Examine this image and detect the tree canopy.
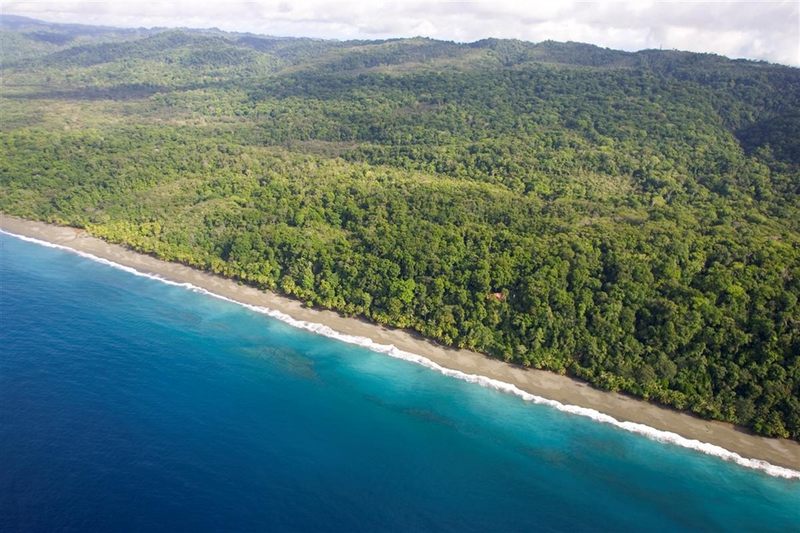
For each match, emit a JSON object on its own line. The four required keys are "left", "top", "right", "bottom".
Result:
{"left": 2, "top": 15, "right": 799, "bottom": 440}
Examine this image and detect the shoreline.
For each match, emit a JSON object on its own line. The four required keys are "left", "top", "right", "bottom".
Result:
{"left": 2, "top": 214, "right": 800, "bottom": 478}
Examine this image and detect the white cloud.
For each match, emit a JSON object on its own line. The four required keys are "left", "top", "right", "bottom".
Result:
{"left": 3, "top": 0, "right": 798, "bottom": 65}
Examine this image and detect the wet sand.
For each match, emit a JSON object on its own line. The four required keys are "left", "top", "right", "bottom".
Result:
{"left": 2, "top": 214, "right": 799, "bottom": 474}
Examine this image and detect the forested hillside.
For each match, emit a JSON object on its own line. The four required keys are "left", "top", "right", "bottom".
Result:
{"left": 2, "top": 15, "right": 799, "bottom": 439}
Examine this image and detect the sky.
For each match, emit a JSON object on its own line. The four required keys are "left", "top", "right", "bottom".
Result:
{"left": 4, "top": 1, "right": 799, "bottom": 66}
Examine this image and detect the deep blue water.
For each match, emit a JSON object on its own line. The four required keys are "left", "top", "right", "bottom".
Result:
{"left": 1, "top": 233, "right": 798, "bottom": 532}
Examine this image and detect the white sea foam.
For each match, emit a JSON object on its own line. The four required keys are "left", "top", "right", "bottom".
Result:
{"left": 3, "top": 228, "right": 799, "bottom": 480}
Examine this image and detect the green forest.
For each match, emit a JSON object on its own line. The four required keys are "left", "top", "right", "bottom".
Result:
{"left": 2, "top": 15, "right": 799, "bottom": 439}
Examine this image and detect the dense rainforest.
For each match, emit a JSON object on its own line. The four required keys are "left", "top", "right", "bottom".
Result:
{"left": 1, "top": 15, "right": 799, "bottom": 439}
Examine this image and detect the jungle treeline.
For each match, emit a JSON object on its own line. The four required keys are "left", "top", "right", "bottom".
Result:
{"left": 2, "top": 15, "right": 799, "bottom": 439}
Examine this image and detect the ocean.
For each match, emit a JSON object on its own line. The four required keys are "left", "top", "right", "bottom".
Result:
{"left": 1, "top": 232, "right": 798, "bottom": 532}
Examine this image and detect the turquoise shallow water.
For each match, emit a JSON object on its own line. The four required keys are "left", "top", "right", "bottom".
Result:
{"left": 1, "top": 233, "right": 798, "bottom": 532}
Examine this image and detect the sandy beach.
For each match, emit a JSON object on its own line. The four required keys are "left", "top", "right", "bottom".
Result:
{"left": 2, "top": 213, "right": 799, "bottom": 475}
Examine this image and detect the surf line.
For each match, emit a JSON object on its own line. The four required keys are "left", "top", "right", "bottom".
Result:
{"left": 3, "top": 228, "right": 799, "bottom": 480}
